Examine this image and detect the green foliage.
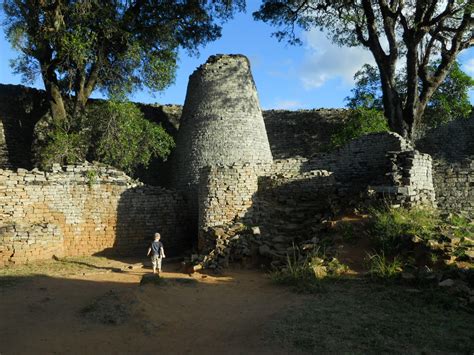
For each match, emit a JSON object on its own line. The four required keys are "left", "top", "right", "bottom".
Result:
{"left": 37, "top": 100, "right": 175, "bottom": 175}
{"left": 3, "top": 1, "right": 244, "bottom": 95}
{"left": 345, "top": 64, "right": 384, "bottom": 110}
{"left": 85, "top": 170, "right": 98, "bottom": 188}
{"left": 39, "top": 128, "right": 89, "bottom": 168}
{"left": 254, "top": 2, "right": 472, "bottom": 138}
{"left": 425, "top": 62, "right": 474, "bottom": 126}
{"left": 270, "top": 251, "right": 323, "bottom": 293}
{"left": 89, "top": 100, "right": 175, "bottom": 174}
{"left": 270, "top": 248, "right": 348, "bottom": 293}
{"left": 367, "top": 252, "right": 403, "bottom": 279}
{"left": 368, "top": 207, "right": 440, "bottom": 255}
{"left": 330, "top": 107, "right": 389, "bottom": 148}
{"left": 346, "top": 62, "right": 474, "bottom": 129}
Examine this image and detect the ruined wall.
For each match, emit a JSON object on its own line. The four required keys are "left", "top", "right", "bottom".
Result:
{"left": 0, "top": 84, "right": 47, "bottom": 169}
{"left": 305, "top": 132, "right": 414, "bottom": 184}
{"left": 0, "top": 84, "right": 180, "bottom": 186}
{"left": 430, "top": 159, "right": 474, "bottom": 216}
{"left": 416, "top": 118, "right": 474, "bottom": 216}
{"left": 197, "top": 134, "right": 436, "bottom": 253}
{"left": 263, "top": 109, "right": 349, "bottom": 158}
{"left": 377, "top": 150, "right": 436, "bottom": 207}
{"left": 0, "top": 164, "right": 188, "bottom": 265}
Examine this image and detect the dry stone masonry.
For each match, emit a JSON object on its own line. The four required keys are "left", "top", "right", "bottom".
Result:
{"left": 416, "top": 117, "right": 474, "bottom": 217}
{"left": 0, "top": 55, "right": 472, "bottom": 266}
{"left": 174, "top": 55, "right": 273, "bottom": 218}
{"left": 0, "top": 163, "right": 188, "bottom": 266}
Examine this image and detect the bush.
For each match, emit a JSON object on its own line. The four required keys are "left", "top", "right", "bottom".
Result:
{"left": 36, "top": 99, "right": 175, "bottom": 175}
{"left": 270, "top": 252, "right": 323, "bottom": 293}
{"left": 38, "top": 128, "right": 89, "bottom": 168}
{"left": 89, "top": 100, "right": 175, "bottom": 174}
{"left": 270, "top": 248, "right": 348, "bottom": 293}
{"left": 330, "top": 107, "right": 389, "bottom": 148}
{"left": 368, "top": 207, "right": 440, "bottom": 255}
{"left": 367, "top": 252, "right": 403, "bottom": 279}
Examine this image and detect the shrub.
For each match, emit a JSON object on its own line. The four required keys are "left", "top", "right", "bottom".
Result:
{"left": 270, "top": 252, "right": 322, "bottom": 293}
{"left": 330, "top": 107, "right": 389, "bottom": 148}
{"left": 368, "top": 207, "right": 440, "bottom": 255}
{"left": 38, "top": 128, "right": 89, "bottom": 168}
{"left": 270, "top": 248, "right": 348, "bottom": 293}
{"left": 36, "top": 99, "right": 175, "bottom": 175}
{"left": 367, "top": 252, "right": 403, "bottom": 279}
{"left": 90, "top": 99, "right": 175, "bottom": 174}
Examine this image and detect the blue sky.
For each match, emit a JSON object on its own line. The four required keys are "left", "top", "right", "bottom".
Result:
{"left": 1, "top": 1, "right": 473, "bottom": 109}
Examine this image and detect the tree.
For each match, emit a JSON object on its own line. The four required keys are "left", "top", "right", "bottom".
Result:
{"left": 347, "top": 61, "right": 474, "bottom": 129}
{"left": 254, "top": 1, "right": 473, "bottom": 140}
{"left": 330, "top": 107, "right": 389, "bottom": 148}
{"left": 37, "top": 99, "right": 176, "bottom": 174}
{"left": 3, "top": 0, "right": 244, "bottom": 124}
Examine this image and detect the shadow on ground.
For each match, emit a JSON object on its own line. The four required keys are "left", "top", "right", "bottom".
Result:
{"left": 1, "top": 258, "right": 473, "bottom": 355}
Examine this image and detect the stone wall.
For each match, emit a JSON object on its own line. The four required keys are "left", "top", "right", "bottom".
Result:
{"left": 430, "top": 159, "right": 474, "bottom": 216}
{"left": 262, "top": 109, "right": 349, "bottom": 158}
{"left": 198, "top": 163, "right": 272, "bottom": 230}
{"left": 376, "top": 150, "right": 436, "bottom": 207}
{"left": 0, "top": 84, "right": 47, "bottom": 169}
{"left": 416, "top": 117, "right": 474, "bottom": 216}
{"left": 0, "top": 83, "right": 180, "bottom": 186}
{"left": 305, "top": 132, "right": 414, "bottom": 184}
{"left": 174, "top": 55, "right": 273, "bottom": 222}
{"left": 197, "top": 134, "right": 436, "bottom": 253}
{"left": 0, "top": 163, "right": 188, "bottom": 265}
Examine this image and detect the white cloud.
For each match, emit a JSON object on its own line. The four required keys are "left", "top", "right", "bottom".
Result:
{"left": 299, "top": 29, "right": 376, "bottom": 89}
{"left": 463, "top": 58, "right": 474, "bottom": 76}
{"left": 273, "top": 99, "right": 303, "bottom": 110}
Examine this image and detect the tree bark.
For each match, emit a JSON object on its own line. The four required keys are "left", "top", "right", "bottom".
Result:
{"left": 41, "top": 62, "right": 67, "bottom": 124}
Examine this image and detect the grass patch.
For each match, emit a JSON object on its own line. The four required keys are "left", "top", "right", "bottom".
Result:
{"left": 267, "top": 279, "right": 474, "bottom": 354}
{"left": 0, "top": 256, "right": 119, "bottom": 288}
{"left": 368, "top": 207, "right": 440, "bottom": 254}
{"left": 270, "top": 248, "right": 348, "bottom": 293}
{"left": 367, "top": 252, "right": 403, "bottom": 279}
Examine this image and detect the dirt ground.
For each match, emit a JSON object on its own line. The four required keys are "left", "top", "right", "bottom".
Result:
{"left": 0, "top": 258, "right": 306, "bottom": 355}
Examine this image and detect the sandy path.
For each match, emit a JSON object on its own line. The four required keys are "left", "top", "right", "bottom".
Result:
{"left": 0, "top": 261, "right": 305, "bottom": 355}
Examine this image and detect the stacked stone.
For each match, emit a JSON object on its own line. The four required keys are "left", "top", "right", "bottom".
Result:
{"left": 174, "top": 54, "right": 273, "bottom": 222}
{"left": 306, "top": 132, "right": 414, "bottom": 184}
{"left": 381, "top": 150, "right": 436, "bottom": 207}
{"left": 0, "top": 163, "right": 188, "bottom": 266}
{"left": 432, "top": 159, "right": 474, "bottom": 217}
{"left": 198, "top": 163, "right": 273, "bottom": 250}
{"left": 263, "top": 108, "right": 350, "bottom": 158}
{"left": 271, "top": 158, "right": 309, "bottom": 177}
{"left": 416, "top": 117, "right": 474, "bottom": 217}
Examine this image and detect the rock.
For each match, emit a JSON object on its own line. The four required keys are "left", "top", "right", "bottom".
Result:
{"left": 439, "top": 279, "right": 455, "bottom": 287}
{"left": 401, "top": 272, "right": 416, "bottom": 280}
{"left": 251, "top": 226, "right": 261, "bottom": 235}
{"left": 213, "top": 227, "right": 226, "bottom": 238}
{"left": 312, "top": 264, "right": 327, "bottom": 279}
{"left": 258, "top": 245, "right": 271, "bottom": 255}
{"left": 302, "top": 243, "right": 316, "bottom": 250}
{"left": 272, "top": 235, "right": 287, "bottom": 243}
{"left": 465, "top": 249, "right": 474, "bottom": 259}
{"left": 192, "top": 264, "right": 203, "bottom": 272}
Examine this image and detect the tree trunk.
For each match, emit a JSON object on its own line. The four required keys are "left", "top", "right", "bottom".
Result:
{"left": 41, "top": 63, "right": 67, "bottom": 124}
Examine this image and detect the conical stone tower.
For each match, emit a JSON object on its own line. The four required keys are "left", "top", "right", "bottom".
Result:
{"left": 174, "top": 54, "right": 273, "bottom": 217}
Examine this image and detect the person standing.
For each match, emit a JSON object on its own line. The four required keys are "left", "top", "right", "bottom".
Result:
{"left": 147, "top": 233, "right": 166, "bottom": 274}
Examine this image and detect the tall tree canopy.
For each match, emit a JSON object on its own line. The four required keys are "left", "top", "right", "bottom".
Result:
{"left": 347, "top": 61, "right": 474, "bottom": 130}
{"left": 254, "top": 0, "right": 473, "bottom": 140}
{"left": 3, "top": 0, "right": 245, "bottom": 122}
